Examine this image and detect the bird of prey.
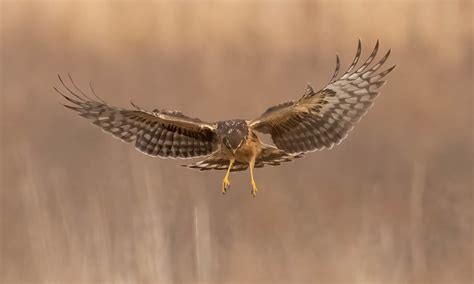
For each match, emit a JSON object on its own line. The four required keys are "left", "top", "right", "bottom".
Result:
{"left": 56, "top": 40, "right": 395, "bottom": 196}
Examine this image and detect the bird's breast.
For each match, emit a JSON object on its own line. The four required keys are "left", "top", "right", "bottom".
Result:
{"left": 234, "top": 133, "right": 262, "bottom": 163}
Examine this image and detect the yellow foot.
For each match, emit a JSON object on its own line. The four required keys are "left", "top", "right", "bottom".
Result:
{"left": 222, "top": 178, "right": 230, "bottom": 194}
{"left": 250, "top": 181, "right": 258, "bottom": 197}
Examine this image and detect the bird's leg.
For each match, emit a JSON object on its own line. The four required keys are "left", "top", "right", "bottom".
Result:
{"left": 221, "top": 159, "right": 234, "bottom": 194}
{"left": 249, "top": 159, "right": 258, "bottom": 197}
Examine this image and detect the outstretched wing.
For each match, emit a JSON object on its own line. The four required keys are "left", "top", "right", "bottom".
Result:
{"left": 56, "top": 75, "right": 218, "bottom": 159}
{"left": 249, "top": 40, "right": 395, "bottom": 154}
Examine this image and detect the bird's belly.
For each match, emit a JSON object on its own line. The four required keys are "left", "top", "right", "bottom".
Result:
{"left": 234, "top": 139, "right": 262, "bottom": 163}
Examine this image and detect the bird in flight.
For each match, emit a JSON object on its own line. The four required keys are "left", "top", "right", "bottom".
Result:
{"left": 56, "top": 40, "right": 395, "bottom": 196}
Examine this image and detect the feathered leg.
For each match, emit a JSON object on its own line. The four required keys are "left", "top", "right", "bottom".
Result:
{"left": 221, "top": 159, "right": 234, "bottom": 194}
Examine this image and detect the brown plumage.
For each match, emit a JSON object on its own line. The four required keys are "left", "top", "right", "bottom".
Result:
{"left": 57, "top": 40, "right": 395, "bottom": 196}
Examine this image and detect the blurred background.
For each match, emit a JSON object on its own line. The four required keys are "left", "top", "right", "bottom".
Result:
{"left": 1, "top": 1, "right": 472, "bottom": 283}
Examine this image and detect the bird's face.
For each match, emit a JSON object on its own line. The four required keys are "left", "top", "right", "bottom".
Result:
{"left": 217, "top": 120, "right": 248, "bottom": 153}
{"left": 223, "top": 136, "right": 245, "bottom": 153}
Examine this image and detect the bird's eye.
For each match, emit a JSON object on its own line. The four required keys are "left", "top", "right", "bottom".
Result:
{"left": 223, "top": 138, "right": 231, "bottom": 148}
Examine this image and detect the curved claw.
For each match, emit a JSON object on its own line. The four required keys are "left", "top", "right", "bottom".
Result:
{"left": 251, "top": 181, "right": 258, "bottom": 197}
{"left": 222, "top": 177, "right": 231, "bottom": 194}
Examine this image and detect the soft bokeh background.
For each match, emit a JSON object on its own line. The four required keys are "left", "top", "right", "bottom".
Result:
{"left": 1, "top": 1, "right": 472, "bottom": 283}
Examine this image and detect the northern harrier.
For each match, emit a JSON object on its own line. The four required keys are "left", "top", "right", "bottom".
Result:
{"left": 57, "top": 40, "right": 395, "bottom": 196}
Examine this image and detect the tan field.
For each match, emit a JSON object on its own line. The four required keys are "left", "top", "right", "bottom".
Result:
{"left": 0, "top": 1, "right": 472, "bottom": 283}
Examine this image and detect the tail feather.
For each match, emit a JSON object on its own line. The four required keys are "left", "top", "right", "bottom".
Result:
{"left": 255, "top": 145, "right": 304, "bottom": 167}
{"left": 184, "top": 158, "right": 249, "bottom": 172}
{"left": 183, "top": 144, "right": 303, "bottom": 171}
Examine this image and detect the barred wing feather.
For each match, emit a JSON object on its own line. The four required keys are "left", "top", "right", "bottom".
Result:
{"left": 56, "top": 75, "right": 218, "bottom": 159}
{"left": 250, "top": 40, "right": 395, "bottom": 154}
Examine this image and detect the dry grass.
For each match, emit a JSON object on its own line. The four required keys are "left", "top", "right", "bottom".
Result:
{"left": 0, "top": 1, "right": 472, "bottom": 283}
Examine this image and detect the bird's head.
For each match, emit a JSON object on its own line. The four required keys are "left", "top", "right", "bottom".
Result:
{"left": 217, "top": 120, "right": 248, "bottom": 153}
